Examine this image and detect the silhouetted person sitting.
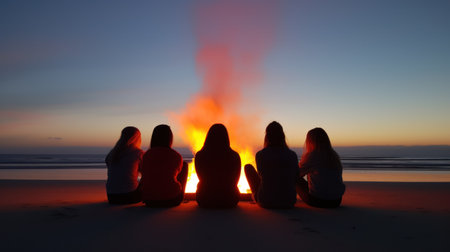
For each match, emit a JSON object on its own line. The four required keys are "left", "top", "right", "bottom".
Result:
{"left": 195, "top": 123, "right": 241, "bottom": 208}
{"left": 106, "top": 126, "right": 144, "bottom": 204}
{"left": 245, "top": 121, "right": 299, "bottom": 208}
{"left": 296, "top": 128, "right": 346, "bottom": 208}
{"left": 141, "top": 124, "right": 188, "bottom": 207}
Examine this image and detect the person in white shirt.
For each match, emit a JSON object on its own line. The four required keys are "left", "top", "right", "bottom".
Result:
{"left": 297, "top": 128, "right": 345, "bottom": 208}
{"left": 106, "top": 126, "right": 144, "bottom": 204}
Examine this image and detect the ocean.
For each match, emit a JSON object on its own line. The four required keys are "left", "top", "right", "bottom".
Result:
{"left": 1, "top": 153, "right": 450, "bottom": 182}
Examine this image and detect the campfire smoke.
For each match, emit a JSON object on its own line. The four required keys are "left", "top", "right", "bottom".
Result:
{"left": 171, "top": 0, "right": 278, "bottom": 193}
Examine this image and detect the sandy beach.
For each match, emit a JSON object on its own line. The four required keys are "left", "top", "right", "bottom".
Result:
{"left": 0, "top": 180, "right": 449, "bottom": 251}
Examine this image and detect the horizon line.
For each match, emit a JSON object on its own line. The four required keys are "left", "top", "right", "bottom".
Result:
{"left": 1, "top": 145, "right": 450, "bottom": 156}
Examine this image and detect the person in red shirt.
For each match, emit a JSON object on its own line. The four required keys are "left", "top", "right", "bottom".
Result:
{"left": 195, "top": 123, "right": 241, "bottom": 208}
{"left": 141, "top": 124, "right": 188, "bottom": 207}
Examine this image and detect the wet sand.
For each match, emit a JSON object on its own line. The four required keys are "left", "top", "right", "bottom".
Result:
{"left": 0, "top": 180, "right": 449, "bottom": 251}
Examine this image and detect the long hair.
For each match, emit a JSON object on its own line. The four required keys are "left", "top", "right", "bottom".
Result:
{"left": 264, "top": 121, "right": 288, "bottom": 148}
{"left": 106, "top": 126, "right": 141, "bottom": 163}
{"left": 150, "top": 124, "right": 173, "bottom": 148}
{"left": 302, "top": 127, "right": 341, "bottom": 168}
{"left": 201, "top": 123, "right": 231, "bottom": 151}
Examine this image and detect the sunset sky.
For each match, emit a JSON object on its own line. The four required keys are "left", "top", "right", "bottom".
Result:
{"left": 1, "top": 0, "right": 449, "bottom": 153}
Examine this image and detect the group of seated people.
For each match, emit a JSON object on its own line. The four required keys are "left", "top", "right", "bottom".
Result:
{"left": 105, "top": 121, "right": 346, "bottom": 209}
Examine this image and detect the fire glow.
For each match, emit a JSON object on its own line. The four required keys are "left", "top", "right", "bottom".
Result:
{"left": 171, "top": 0, "right": 278, "bottom": 193}
{"left": 177, "top": 96, "right": 258, "bottom": 194}
{"left": 183, "top": 121, "right": 256, "bottom": 194}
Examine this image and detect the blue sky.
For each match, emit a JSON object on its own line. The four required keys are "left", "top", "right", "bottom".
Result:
{"left": 1, "top": 0, "right": 449, "bottom": 152}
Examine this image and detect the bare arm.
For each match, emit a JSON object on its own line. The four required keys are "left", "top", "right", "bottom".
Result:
{"left": 299, "top": 165, "right": 312, "bottom": 178}
{"left": 298, "top": 153, "right": 318, "bottom": 178}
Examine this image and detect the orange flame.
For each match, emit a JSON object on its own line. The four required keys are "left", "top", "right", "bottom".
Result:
{"left": 183, "top": 127, "right": 255, "bottom": 194}
{"left": 180, "top": 98, "right": 255, "bottom": 193}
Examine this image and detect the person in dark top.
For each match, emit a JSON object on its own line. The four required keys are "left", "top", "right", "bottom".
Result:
{"left": 106, "top": 126, "right": 144, "bottom": 204}
{"left": 141, "top": 124, "right": 188, "bottom": 207}
{"left": 296, "top": 127, "right": 345, "bottom": 208}
{"left": 195, "top": 123, "right": 241, "bottom": 208}
{"left": 244, "top": 121, "right": 299, "bottom": 208}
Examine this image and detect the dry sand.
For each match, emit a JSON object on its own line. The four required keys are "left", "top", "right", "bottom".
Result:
{"left": 0, "top": 180, "right": 449, "bottom": 251}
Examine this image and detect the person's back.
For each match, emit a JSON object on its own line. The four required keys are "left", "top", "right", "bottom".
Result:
{"left": 105, "top": 126, "right": 143, "bottom": 204}
{"left": 195, "top": 148, "right": 241, "bottom": 207}
{"left": 106, "top": 147, "right": 143, "bottom": 194}
{"left": 140, "top": 124, "right": 188, "bottom": 207}
{"left": 194, "top": 124, "right": 241, "bottom": 208}
{"left": 304, "top": 151, "right": 345, "bottom": 200}
{"left": 244, "top": 121, "right": 299, "bottom": 209}
{"left": 141, "top": 147, "right": 183, "bottom": 201}
{"left": 296, "top": 127, "right": 345, "bottom": 208}
{"left": 256, "top": 146, "right": 299, "bottom": 208}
